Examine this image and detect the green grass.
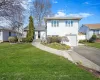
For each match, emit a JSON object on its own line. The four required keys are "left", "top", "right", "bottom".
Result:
{"left": 42, "top": 42, "right": 70, "bottom": 50}
{"left": 0, "top": 43, "right": 99, "bottom": 80}
{"left": 83, "top": 42, "right": 100, "bottom": 49}
{"left": 86, "top": 43, "right": 100, "bottom": 49}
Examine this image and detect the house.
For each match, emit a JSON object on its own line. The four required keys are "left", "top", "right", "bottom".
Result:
{"left": 44, "top": 17, "right": 82, "bottom": 46}
{"left": 79, "top": 24, "right": 100, "bottom": 40}
{"left": 0, "top": 26, "right": 22, "bottom": 42}
{"left": 23, "top": 25, "right": 46, "bottom": 40}
{"left": 23, "top": 17, "right": 82, "bottom": 46}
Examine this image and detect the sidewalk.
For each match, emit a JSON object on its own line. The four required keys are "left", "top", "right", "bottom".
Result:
{"left": 32, "top": 42, "right": 73, "bottom": 62}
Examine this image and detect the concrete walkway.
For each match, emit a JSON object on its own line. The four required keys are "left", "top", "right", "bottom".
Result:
{"left": 32, "top": 42, "right": 73, "bottom": 62}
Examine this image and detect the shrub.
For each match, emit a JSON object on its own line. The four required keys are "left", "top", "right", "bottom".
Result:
{"left": 8, "top": 36, "right": 18, "bottom": 43}
{"left": 79, "top": 40, "right": 87, "bottom": 43}
{"left": 22, "top": 38, "right": 27, "bottom": 42}
{"left": 47, "top": 36, "right": 61, "bottom": 43}
{"left": 89, "top": 34, "right": 97, "bottom": 43}
{"left": 92, "top": 34, "right": 97, "bottom": 40}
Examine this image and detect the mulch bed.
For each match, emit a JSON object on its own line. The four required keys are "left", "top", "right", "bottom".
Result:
{"left": 78, "top": 65, "right": 100, "bottom": 78}
{"left": 96, "top": 39, "right": 100, "bottom": 43}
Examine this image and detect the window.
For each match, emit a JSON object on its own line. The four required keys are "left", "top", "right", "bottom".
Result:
{"left": 9, "top": 32, "right": 11, "bottom": 36}
{"left": 65, "top": 20, "right": 73, "bottom": 27}
{"left": 54, "top": 20, "right": 56, "bottom": 27}
{"left": 57, "top": 21, "right": 59, "bottom": 27}
{"left": 68, "top": 21, "right": 70, "bottom": 26}
{"left": 65, "top": 21, "right": 68, "bottom": 26}
{"left": 51, "top": 20, "right": 59, "bottom": 27}
{"left": 51, "top": 21, "right": 53, "bottom": 27}
{"left": 95, "top": 30, "right": 99, "bottom": 35}
{"left": 71, "top": 21, "right": 73, "bottom": 27}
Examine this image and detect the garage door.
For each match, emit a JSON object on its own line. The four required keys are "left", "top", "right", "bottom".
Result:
{"left": 67, "top": 35, "right": 77, "bottom": 46}
{"left": 62, "top": 35, "right": 77, "bottom": 46}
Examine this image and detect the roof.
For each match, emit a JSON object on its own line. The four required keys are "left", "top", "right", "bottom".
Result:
{"left": 44, "top": 17, "right": 82, "bottom": 20}
{"left": 83, "top": 24, "right": 100, "bottom": 29}
{"left": 35, "top": 26, "right": 46, "bottom": 31}
{"left": 0, "top": 26, "right": 22, "bottom": 34}
{"left": 24, "top": 25, "right": 46, "bottom": 31}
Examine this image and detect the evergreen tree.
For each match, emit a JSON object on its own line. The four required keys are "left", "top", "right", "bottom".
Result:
{"left": 26, "top": 16, "right": 34, "bottom": 42}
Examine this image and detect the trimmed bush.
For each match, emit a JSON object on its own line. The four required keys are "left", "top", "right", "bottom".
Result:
{"left": 92, "top": 34, "right": 97, "bottom": 40}
{"left": 79, "top": 40, "right": 87, "bottom": 43}
{"left": 8, "top": 36, "right": 18, "bottom": 43}
{"left": 89, "top": 34, "right": 97, "bottom": 43}
{"left": 47, "top": 36, "right": 61, "bottom": 43}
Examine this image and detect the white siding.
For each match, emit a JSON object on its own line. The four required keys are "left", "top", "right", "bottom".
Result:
{"left": 35, "top": 31, "right": 38, "bottom": 39}
{"left": 23, "top": 31, "right": 27, "bottom": 38}
{"left": 3, "top": 30, "right": 17, "bottom": 41}
{"left": 0, "top": 30, "right": 3, "bottom": 41}
{"left": 40, "top": 31, "right": 46, "bottom": 40}
{"left": 35, "top": 31, "right": 46, "bottom": 40}
{"left": 78, "top": 35, "right": 86, "bottom": 41}
{"left": 47, "top": 20, "right": 79, "bottom": 36}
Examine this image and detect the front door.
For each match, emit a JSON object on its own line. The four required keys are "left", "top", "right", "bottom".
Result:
{"left": 38, "top": 31, "right": 40, "bottom": 39}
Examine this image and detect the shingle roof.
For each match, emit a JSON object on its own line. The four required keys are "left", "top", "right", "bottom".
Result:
{"left": 83, "top": 24, "right": 100, "bottom": 29}
{"left": 24, "top": 25, "right": 46, "bottom": 31}
{"left": 44, "top": 17, "right": 82, "bottom": 20}
{"left": 0, "top": 26, "right": 22, "bottom": 34}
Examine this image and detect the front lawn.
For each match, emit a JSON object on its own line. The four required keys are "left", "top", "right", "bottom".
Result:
{"left": 0, "top": 43, "right": 99, "bottom": 80}
{"left": 83, "top": 42, "right": 100, "bottom": 49}
{"left": 87, "top": 43, "right": 100, "bottom": 49}
{"left": 42, "top": 42, "right": 70, "bottom": 50}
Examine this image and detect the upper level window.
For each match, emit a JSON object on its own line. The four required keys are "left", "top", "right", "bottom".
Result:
{"left": 71, "top": 21, "right": 73, "bottom": 27}
{"left": 9, "top": 32, "right": 11, "bottom": 36}
{"left": 51, "top": 20, "right": 59, "bottom": 27}
{"left": 57, "top": 21, "right": 59, "bottom": 27}
{"left": 51, "top": 21, "right": 53, "bottom": 27}
{"left": 65, "top": 20, "right": 73, "bottom": 27}
{"left": 65, "top": 21, "right": 68, "bottom": 26}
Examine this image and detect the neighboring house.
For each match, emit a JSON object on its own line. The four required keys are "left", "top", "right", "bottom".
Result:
{"left": 79, "top": 24, "right": 100, "bottom": 40}
{"left": 23, "top": 17, "right": 82, "bottom": 46}
{"left": 0, "top": 26, "right": 21, "bottom": 42}
{"left": 23, "top": 25, "right": 46, "bottom": 40}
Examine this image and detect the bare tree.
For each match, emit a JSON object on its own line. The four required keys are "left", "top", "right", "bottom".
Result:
{"left": 0, "top": 0, "right": 26, "bottom": 42}
{"left": 33, "top": 0, "right": 52, "bottom": 26}
{"left": 0, "top": 0, "right": 25, "bottom": 30}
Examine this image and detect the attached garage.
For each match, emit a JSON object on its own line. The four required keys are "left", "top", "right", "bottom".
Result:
{"left": 61, "top": 34, "right": 78, "bottom": 46}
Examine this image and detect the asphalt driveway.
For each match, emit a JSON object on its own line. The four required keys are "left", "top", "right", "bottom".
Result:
{"left": 73, "top": 46, "right": 100, "bottom": 66}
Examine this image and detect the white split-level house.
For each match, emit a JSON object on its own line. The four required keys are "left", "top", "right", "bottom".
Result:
{"left": 0, "top": 26, "right": 22, "bottom": 42}
{"left": 79, "top": 24, "right": 100, "bottom": 40}
{"left": 24, "top": 17, "right": 82, "bottom": 46}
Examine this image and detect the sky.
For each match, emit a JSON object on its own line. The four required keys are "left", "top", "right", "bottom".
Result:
{"left": 0, "top": 0, "right": 100, "bottom": 27}
{"left": 51, "top": 0, "right": 100, "bottom": 26}
{"left": 24, "top": 0, "right": 100, "bottom": 27}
